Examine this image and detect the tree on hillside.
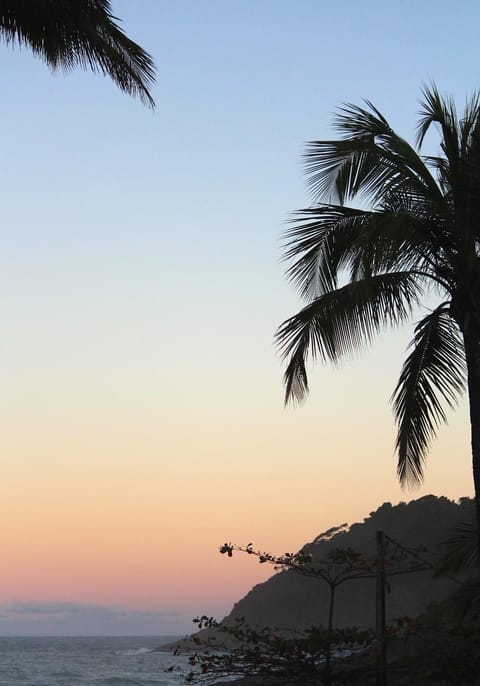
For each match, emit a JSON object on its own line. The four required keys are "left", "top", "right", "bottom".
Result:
{"left": 276, "top": 85, "right": 480, "bottom": 551}
{"left": 0, "top": 0, "right": 155, "bottom": 106}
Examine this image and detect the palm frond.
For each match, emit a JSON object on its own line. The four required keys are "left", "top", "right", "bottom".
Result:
{"left": 459, "top": 94, "right": 480, "bottom": 227}
{"left": 346, "top": 207, "right": 439, "bottom": 282}
{"left": 374, "top": 192, "right": 457, "bottom": 285}
{"left": 282, "top": 206, "right": 371, "bottom": 300}
{"left": 447, "top": 576, "right": 480, "bottom": 622}
{"left": 304, "top": 102, "right": 442, "bottom": 207}
{"left": 435, "top": 518, "right": 478, "bottom": 577}
{"left": 417, "top": 84, "right": 459, "bottom": 166}
{"left": 459, "top": 91, "right": 480, "bottom": 159}
{"left": 283, "top": 201, "right": 451, "bottom": 306}
{"left": 423, "top": 155, "right": 451, "bottom": 195}
{"left": 277, "top": 272, "right": 423, "bottom": 404}
{"left": 0, "top": 0, "right": 155, "bottom": 106}
{"left": 391, "top": 306, "right": 466, "bottom": 486}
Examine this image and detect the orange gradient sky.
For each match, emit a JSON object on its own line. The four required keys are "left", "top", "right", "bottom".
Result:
{"left": 0, "top": 1, "right": 477, "bottom": 634}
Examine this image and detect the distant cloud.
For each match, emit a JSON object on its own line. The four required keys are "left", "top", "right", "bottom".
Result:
{"left": 2, "top": 600, "right": 177, "bottom": 619}
{"left": 0, "top": 601, "right": 186, "bottom": 635}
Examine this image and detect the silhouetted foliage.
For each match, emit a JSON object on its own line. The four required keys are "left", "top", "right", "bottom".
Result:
{"left": 220, "top": 541, "right": 378, "bottom": 680}
{"left": 217, "top": 532, "right": 430, "bottom": 684}
{"left": 184, "top": 615, "right": 374, "bottom": 685}
{"left": 436, "top": 518, "right": 478, "bottom": 576}
{"left": 0, "top": 0, "right": 155, "bottom": 105}
{"left": 434, "top": 511, "right": 480, "bottom": 624}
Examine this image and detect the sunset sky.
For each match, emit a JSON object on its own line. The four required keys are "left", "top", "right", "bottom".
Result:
{"left": 0, "top": 0, "right": 477, "bottom": 635}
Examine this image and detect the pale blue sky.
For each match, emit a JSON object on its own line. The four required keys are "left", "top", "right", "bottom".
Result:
{"left": 0, "top": 1, "right": 478, "bottom": 635}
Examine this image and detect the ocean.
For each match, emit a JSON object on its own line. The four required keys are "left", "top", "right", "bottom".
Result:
{"left": 0, "top": 636, "right": 191, "bottom": 686}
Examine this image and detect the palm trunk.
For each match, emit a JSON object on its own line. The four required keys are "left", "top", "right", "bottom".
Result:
{"left": 463, "top": 331, "right": 480, "bottom": 554}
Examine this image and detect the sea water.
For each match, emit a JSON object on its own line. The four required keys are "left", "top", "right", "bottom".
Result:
{"left": 0, "top": 636, "right": 191, "bottom": 686}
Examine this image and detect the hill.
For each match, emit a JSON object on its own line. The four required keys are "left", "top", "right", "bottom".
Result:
{"left": 218, "top": 495, "right": 474, "bottom": 632}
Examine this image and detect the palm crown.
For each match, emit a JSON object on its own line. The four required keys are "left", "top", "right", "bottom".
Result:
{"left": 0, "top": 0, "right": 155, "bottom": 106}
{"left": 277, "top": 86, "right": 480, "bottom": 545}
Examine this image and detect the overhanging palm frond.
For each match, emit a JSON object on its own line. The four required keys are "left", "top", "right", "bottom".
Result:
{"left": 277, "top": 272, "right": 423, "bottom": 404}
{"left": 391, "top": 305, "right": 466, "bottom": 485}
{"left": 0, "top": 0, "right": 155, "bottom": 106}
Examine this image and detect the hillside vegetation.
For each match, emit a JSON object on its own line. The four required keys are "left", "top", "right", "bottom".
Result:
{"left": 220, "top": 496, "right": 473, "bottom": 632}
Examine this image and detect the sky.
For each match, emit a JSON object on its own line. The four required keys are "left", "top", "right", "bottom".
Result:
{"left": 0, "top": 0, "right": 478, "bottom": 635}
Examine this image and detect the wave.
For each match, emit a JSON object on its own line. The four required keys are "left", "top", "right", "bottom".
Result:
{"left": 118, "top": 647, "right": 153, "bottom": 656}
{"left": 97, "top": 676, "right": 154, "bottom": 686}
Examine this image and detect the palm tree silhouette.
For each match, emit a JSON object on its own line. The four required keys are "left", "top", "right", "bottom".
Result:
{"left": 0, "top": 0, "right": 155, "bottom": 106}
{"left": 277, "top": 86, "right": 480, "bottom": 550}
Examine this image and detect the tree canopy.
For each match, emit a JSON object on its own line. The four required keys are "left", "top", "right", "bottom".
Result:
{"left": 277, "top": 86, "right": 480, "bottom": 547}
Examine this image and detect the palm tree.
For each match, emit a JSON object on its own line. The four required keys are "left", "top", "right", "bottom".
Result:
{"left": 0, "top": 0, "right": 155, "bottom": 106}
{"left": 276, "top": 85, "right": 480, "bottom": 552}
